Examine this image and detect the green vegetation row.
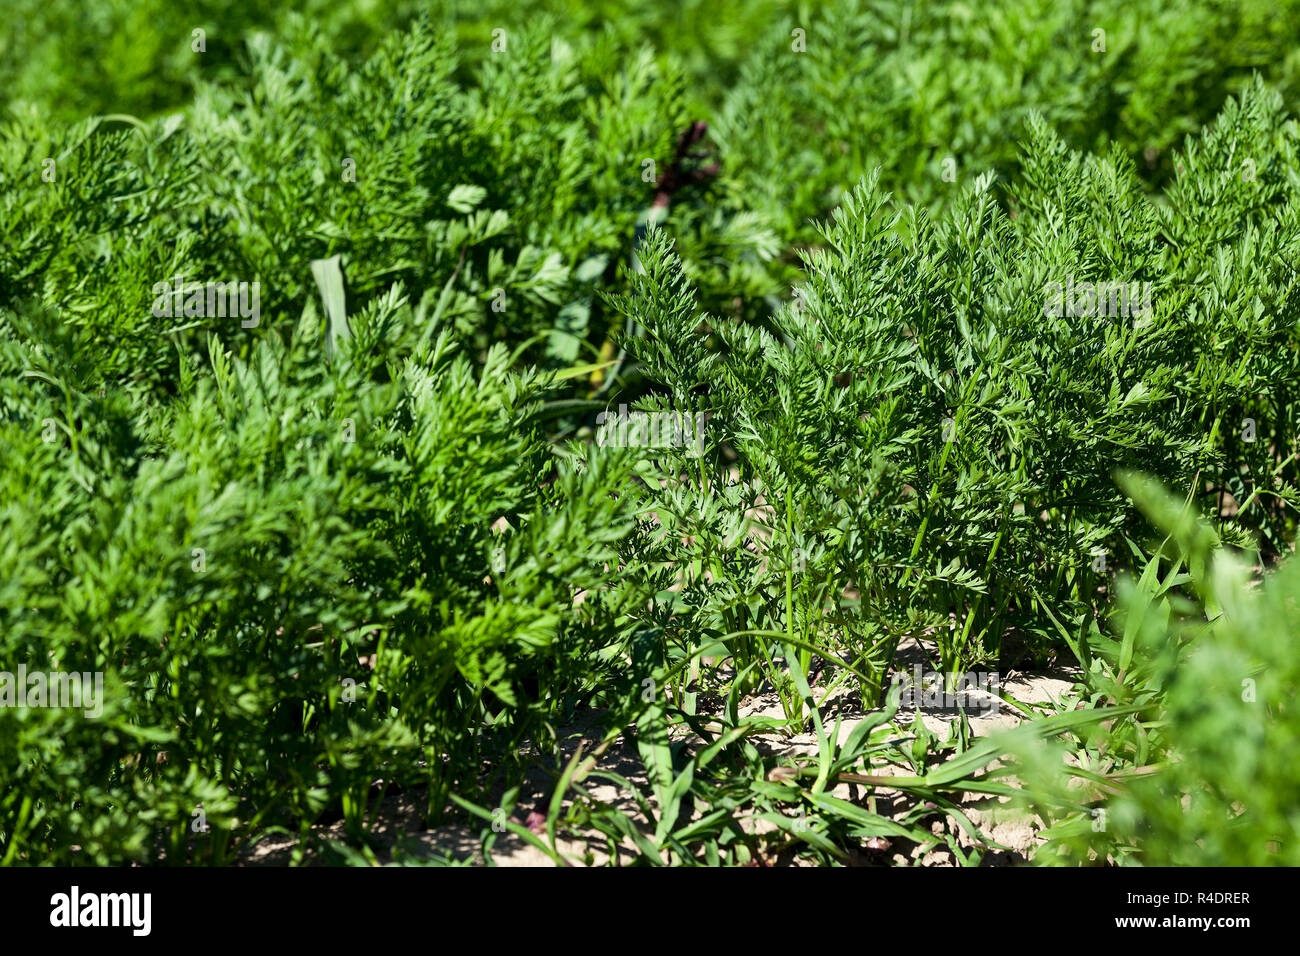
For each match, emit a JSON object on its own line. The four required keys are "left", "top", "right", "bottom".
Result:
{"left": 1, "top": 2, "right": 1298, "bottom": 865}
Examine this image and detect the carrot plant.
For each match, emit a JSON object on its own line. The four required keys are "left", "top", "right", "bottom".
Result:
{"left": 615, "top": 78, "right": 1300, "bottom": 710}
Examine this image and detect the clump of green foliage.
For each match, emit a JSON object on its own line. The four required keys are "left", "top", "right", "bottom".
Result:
{"left": 1012, "top": 475, "right": 1300, "bottom": 866}
{"left": 0, "top": 281, "right": 652, "bottom": 862}
{"left": 2, "top": 18, "right": 774, "bottom": 391}
{"left": 715, "top": 0, "right": 1300, "bottom": 242}
{"left": 614, "top": 78, "right": 1299, "bottom": 709}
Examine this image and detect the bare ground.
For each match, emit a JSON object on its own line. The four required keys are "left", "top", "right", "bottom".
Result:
{"left": 236, "top": 645, "right": 1082, "bottom": 867}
